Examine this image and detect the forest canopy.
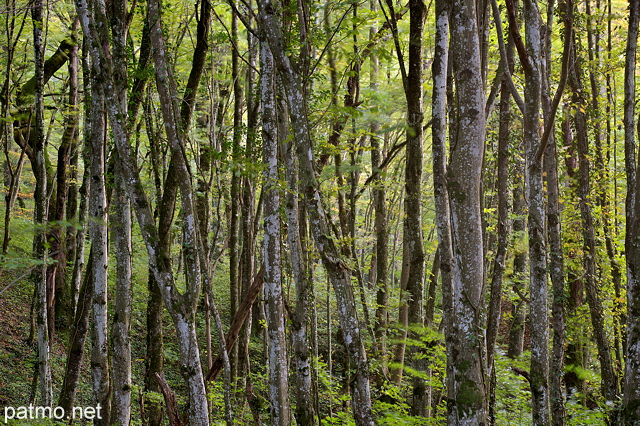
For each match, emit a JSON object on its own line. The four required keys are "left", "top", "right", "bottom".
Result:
{"left": 1, "top": 0, "right": 640, "bottom": 424}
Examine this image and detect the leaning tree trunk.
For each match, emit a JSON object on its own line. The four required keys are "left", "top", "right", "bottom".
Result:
{"left": 58, "top": 253, "right": 93, "bottom": 415}
{"left": 75, "top": 0, "right": 211, "bottom": 422}
{"left": 283, "top": 80, "right": 316, "bottom": 426}
{"left": 257, "top": 0, "right": 374, "bottom": 423}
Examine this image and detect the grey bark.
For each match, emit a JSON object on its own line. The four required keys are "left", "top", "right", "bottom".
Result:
{"left": 283, "top": 74, "right": 316, "bottom": 426}
{"left": 229, "top": 9, "right": 242, "bottom": 381}
{"left": 448, "top": 0, "right": 488, "bottom": 422}
{"left": 87, "top": 59, "right": 111, "bottom": 425}
{"left": 541, "top": 3, "right": 566, "bottom": 423}
{"left": 624, "top": 0, "right": 640, "bottom": 422}
{"left": 433, "top": 1, "right": 487, "bottom": 423}
{"left": 524, "top": 2, "right": 550, "bottom": 421}
{"left": 432, "top": 1, "right": 456, "bottom": 420}
{"left": 507, "top": 167, "right": 527, "bottom": 360}
{"left": 111, "top": 162, "right": 132, "bottom": 424}
{"left": 109, "top": 0, "right": 132, "bottom": 420}
{"left": 74, "top": 0, "right": 211, "bottom": 421}
{"left": 31, "top": 0, "right": 52, "bottom": 405}
{"left": 261, "top": 40, "right": 291, "bottom": 426}
{"left": 256, "top": 0, "right": 374, "bottom": 423}
{"left": 487, "top": 37, "right": 513, "bottom": 423}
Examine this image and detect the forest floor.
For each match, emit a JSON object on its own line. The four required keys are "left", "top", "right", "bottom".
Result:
{"left": 0, "top": 269, "right": 35, "bottom": 409}
{"left": 0, "top": 267, "right": 89, "bottom": 419}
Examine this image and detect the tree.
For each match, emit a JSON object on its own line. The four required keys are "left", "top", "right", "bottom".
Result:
{"left": 30, "top": 0, "right": 52, "bottom": 406}
{"left": 433, "top": 0, "right": 487, "bottom": 422}
{"left": 256, "top": 0, "right": 375, "bottom": 423}
{"left": 624, "top": 0, "right": 640, "bottom": 422}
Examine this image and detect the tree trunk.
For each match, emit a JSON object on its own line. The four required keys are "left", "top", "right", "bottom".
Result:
{"left": 58, "top": 253, "right": 93, "bottom": 414}
{"left": 47, "top": 31, "right": 79, "bottom": 331}
{"left": 624, "top": 0, "right": 640, "bottom": 423}
{"left": 111, "top": 160, "right": 132, "bottom": 424}
{"left": 568, "top": 31, "right": 620, "bottom": 409}
{"left": 449, "top": 0, "right": 489, "bottom": 422}
{"left": 228, "top": 9, "right": 242, "bottom": 382}
{"left": 75, "top": 0, "right": 211, "bottom": 421}
{"left": 261, "top": 39, "right": 291, "bottom": 425}
{"left": 369, "top": 0, "right": 389, "bottom": 376}
{"left": 31, "top": 0, "right": 52, "bottom": 405}
{"left": 404, "top": 0, "right": 427, "bottom": 415}
{"left": 540, "top": 2, "right": 567, "bottom": 423}
{"left": 520, "top": 0, "right": 550, "bottom": 422}
{"left": 257, "top": 1, "right": 374, "bottom": 423}
{"left": 283, "top": 75, "right": 316, "bottom": 426}
{"left": 487, "top": 42, "right": 513, "bottom": 423}
{"left": 432, "top": 1, "right": 456, "bottom": 421}
{"left": 88, "top": 60, "right": 111, "bottom": 425}
{"left": 507, "top": 173, "right": 527, "bottom": 359}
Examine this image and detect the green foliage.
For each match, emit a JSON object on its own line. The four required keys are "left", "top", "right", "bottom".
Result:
{"left": 566, "top": 393, "right": 607, "bottom": 425}
{"left": 494, "top": 352, "right": 532, "bottom": 424}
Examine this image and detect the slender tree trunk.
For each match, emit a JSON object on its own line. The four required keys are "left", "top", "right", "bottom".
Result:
{"left": 562, "top": 110, "right": 588, "bottom": 399}
{"left": 369, "top": 0, "right": 389, "bottom": 376}
{"left": 147, "top": 0, "right": 209, "bottom": 421}
{"left": 541, "top": 4, "right": 566, "bottom": 424}
{"left": 404, "top": 0, "right": 426, "bottom": 415}
{"left": 69, "top": 41, "right": 91, "bottom": 320}
{"left": 145, "top": 272, "right": 164, "bottom": 426}
{"left": 88, "top": 62, "right": 111, "bottom": 425}
{"left": 432, "top": 2, "right": 456, "bottom": 422}
{"left": 239, "top": 29, "right": 257, "bottom": 384}
{"left": 2, "top": 147, "right": 25, "bottom": 254}
{"left": 111, "top": 161, "right": 132, "bottom": 424}
{"left": 603, "top": 0, "right": 625, "bottom": 371}
{"left": 261, "top": 39, "right": 291, "bottom": 426}
{"left": 257, "top": 1, "right": 374, "bottom": 423}
{"left": 283, "top": 75, "right": 316, "bottom": 426}
{"left": 48, "top": 31, "right": 79, "bottom": 331}
{"left": 568, "top": 32, "right": 620, "bottom": 409}
{"left": 63, "top": 22, "right": 80, "bottom": 321}
{"left": 624, "top": 0, "right": 640, "bottom": 422}
{"left": 145, "top": 100, "right": 168, "bottom": 426}
{"left": 487, "top": 46, "right": 513, "bottom": 424}
{"left": 109, "top": 0, "right": 132, "bottom": 419}
{"left": 75, "top": 0, "right": 211, "bottom": 421}
{"left": 58, "top": 253, "right": 93, "bottom": 414}
{"left": 520, "top": 1, "right": 550, "bottom": 422}
{"left": 31, "top": 0, "right": 52, "bottom": 405}
{"left": 229, "top": 9, "right": 242, "bottom": 382}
